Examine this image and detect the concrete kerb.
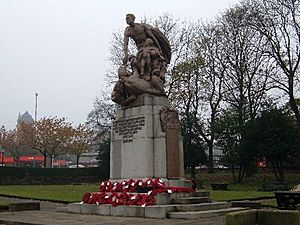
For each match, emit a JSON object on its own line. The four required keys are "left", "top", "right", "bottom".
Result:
{"left": 67, "top": 203, "right": 81, "bottom": 213}
{"left": 226, "top": 209, "right": 257, "bottom": 225}
{"left": 111, "top": 205, "right": 126, "bottom": 217}
{"left": 226, "top": 209, "right": 300, "bottom": 225}
{"left": 96, "top": 204, "right": 111, "bottom": 216}
{"left": 125, "top": 205, "right": 145, "bottom": 217}
{"left": 8, "top": 202, "right": 40, "bottom": 212}
{"left": 73, "top": 203, "right": 176, "bottom": 219}
{"left": 80, "top": 203, "right": 97, "bottom": 214}
{"left": 257, "top": 209, "right": 300, "bottom": 225}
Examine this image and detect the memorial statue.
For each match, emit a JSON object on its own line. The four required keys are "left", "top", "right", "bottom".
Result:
{"left": 111, "top": 13, "right": 171, "bottom": 107}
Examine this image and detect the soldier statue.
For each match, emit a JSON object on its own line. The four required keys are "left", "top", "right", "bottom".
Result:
{"left": 111, "top": 14, "right": 171, "bottom": 107}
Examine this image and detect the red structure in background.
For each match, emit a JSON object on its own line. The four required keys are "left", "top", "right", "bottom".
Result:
{"left": 3, "top": 156, "right": 44, "bottom": 167}
{"left": 0, "top": 151, "right": 4, "bottom": 166}
{"left": 2, "top": 156, "right": 68, "bottom": 168}
{"left": 257, "top": 160, "right": 267, "bottom": 168}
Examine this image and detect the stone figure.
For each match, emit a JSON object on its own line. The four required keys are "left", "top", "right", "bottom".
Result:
{"left": 111, "top": 13, "right": 171, "bottom": 107}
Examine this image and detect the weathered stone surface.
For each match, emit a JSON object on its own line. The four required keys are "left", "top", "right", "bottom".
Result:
{"left": 154, "top": 193, "right": 170, "bottom": 205}
{"left": 96, "top": 204, "right": 111, "bottom": 216}
{"left": 257, "top": 209, "right": 300, "bottom": 225}
{"left": 67, "top": 203, "right": 81, "bottom": 214}
{"left": 153, "top": 137, "right": 167, "bottom": 178}
{"left": 176, "top": 202, "right": 230, "bottom": 212}
{"left": 153, "top": 96, "right": 170, "bottom": 106}
{"left": 110, "top": 140, "right": 122, "bottom": 179}
{"left": 120, "top": 137, "right": 154, "bottom": 179}
{"left": 164, "top": 179, "right": 192, "bottom": 188}
{"left": 160, "top": 107, "right": 181, "bottom": 177}
{"left": 80, "top": 204, "right": 97, "bottom": 214}
{"left": 227, "top": 209, "right": 300, "bottom": 225}
{"left": 145, "top": 205, "right": 176, "bottom": 219}
{"left": 111, "top": 205, "right": 125, "bottom": 217}
{"left": 110, "top": 95, "right": 184, "bottom": 180}
{"left": 226, "top": 209, "right": 257, "bottom": 225}
{"left": 125, "top": 205, "right": 145, "bottom": 217}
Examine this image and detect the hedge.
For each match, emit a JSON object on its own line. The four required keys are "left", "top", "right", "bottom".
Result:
{"left": 0, "top": 167, "right": 108, "bottom": 185}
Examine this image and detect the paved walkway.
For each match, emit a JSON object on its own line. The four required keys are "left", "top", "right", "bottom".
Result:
{"left": 0, "top": 196, "right": 226, "bottom": 225}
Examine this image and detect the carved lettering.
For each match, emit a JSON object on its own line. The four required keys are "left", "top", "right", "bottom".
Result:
{"left": 112, "top": 116, "right": 146, "bottom": 143}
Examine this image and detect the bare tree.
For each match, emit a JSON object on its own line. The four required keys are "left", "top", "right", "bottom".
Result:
{"left": 86, "top": 91, "right": 116, "bottom": 141}
{"left": 248, "top": 0, "right": 300, "bottom": 127}
{"left": 149, "top": 14, "right": 197, "bottom": 98}
{"left": 86, "top": 91, "right": 116, "bottom": 171}
{"left": 171, "top": 56, "right": 206, "bottom": 178}
{"left": 171, "top": 21, "right": 228, "bottom": 173}
{"left": 214, "top": 3, "right": 272, "bottom": 182}
{"left": 192, "top": 22, "right": 227, "bottom": 173}
{"left": 220, "top": 4, "right": 271, "bottom": 121}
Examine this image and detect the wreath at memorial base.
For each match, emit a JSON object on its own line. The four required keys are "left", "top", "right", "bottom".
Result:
{"left": 81, "top": 178, "right": 194, "bottom": 207}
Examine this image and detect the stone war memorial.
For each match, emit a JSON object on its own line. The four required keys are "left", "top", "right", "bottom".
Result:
{"left": 110, "top": 13, "right": 184, "bottom": 182}
{"left": 65, "top": 14, "right": 246, "bottom": 219}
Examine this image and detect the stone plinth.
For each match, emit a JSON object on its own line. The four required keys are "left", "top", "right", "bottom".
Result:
{"left": 110, "top": 95, "right": 184, "bottom": 180}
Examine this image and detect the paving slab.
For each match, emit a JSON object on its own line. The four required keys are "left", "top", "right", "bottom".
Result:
{"left": 169, "top": 207, "right": 247, "bottom": 219}
{"left": 172, "top": 196, "right": 211, "bottom": 204}
{"left": 0, "top": 211, "right": 225, "bottom": 225}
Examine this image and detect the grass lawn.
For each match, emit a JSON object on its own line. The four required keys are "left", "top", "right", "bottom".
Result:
{"left": 210, "top": 190, "right": 273, "bottom": 201}
{"left": 0, "top": 184, "right": 99, "bottom": 202}
{"left": 0, "top": 183, "right": 275, "bottom": 203}
{"left": 202, "top": 183, "right": 274, "bottom": 201}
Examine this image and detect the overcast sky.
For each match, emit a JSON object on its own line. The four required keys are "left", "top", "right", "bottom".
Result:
{"left": 0, "top": 0, "right": 240, "bottom": 129}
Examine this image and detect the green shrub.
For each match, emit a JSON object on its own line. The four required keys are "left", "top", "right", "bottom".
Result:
{"left": 0, "top": 167, "right": 108, "bottom": 185}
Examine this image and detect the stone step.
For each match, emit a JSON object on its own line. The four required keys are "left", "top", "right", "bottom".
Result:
{"left": 164, "top": 191, "right": 209, "bottom": 201}
{"left": 168, "top": 207, "right": 247, "bottom": 219}
{"left": 8, "top": 202, "right": 40, "bottom": 211}
{"left": 190, "top": 191, "right": 210, "bottom": 197}
{"left": 175, "top": 201, "right": 230, "bottom": 212}
{"left": 171, "top": 196, "right": 211, "bottom": 204}
{"left": 56, "top": 206, "right": 69, "bottom": 213}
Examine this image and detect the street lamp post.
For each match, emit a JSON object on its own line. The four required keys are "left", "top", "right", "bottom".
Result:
{"left": 35, "top": 93, "right": 38, "bottom": 122}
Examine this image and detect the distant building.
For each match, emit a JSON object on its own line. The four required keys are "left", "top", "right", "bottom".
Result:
{"left": 2, "top": 155, "right": 69, "bottom": 168}
{"left": 17, "top": 111, "right": 34, "bottom": 125}
{"left": 0, "top": 147, "right": 4, "bottom": 166}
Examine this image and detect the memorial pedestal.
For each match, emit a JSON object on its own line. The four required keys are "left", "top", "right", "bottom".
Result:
{"left": 110, "top": 95, "right": 184, "bottom": 180}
